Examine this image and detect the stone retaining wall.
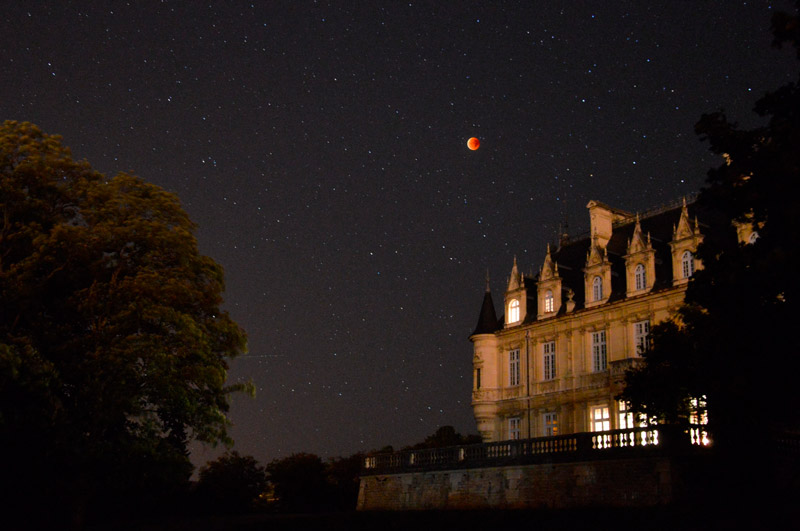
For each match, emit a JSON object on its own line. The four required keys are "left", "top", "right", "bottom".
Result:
{"left": 357, "top": 456, "right": 686, "bottom": 510}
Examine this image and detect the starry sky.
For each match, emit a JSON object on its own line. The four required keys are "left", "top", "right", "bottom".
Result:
{"left": 2, "top": 1, "right": 796, "bottom": 466}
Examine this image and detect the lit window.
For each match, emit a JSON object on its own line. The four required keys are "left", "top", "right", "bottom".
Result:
{"left": 543, "top": 412, "right": 558, "bottom": 436}
{"left": 591, "top": 405, "right": 610, "bottom": 432}
{"left": 592, "top": 276, "right": 603, "bottom": 301}
{"left": 591, "top": 331, "right": 607, "bottom": 372}
{"left": 508, "top": 298, "right": 520, "bottom": 323}
{"left": 591, "top": 405, "right": 611, "bottom": 448}
{"left": 634, "top": 264, "right": 646, "bottom": 291}
{"left": 544, "top": 289, "right": 554, "bottom": 313}
{"left": 618, "top": 401, "right": 655, "bottom": 446}
{"left": 681, "top": 251, "right": 695, "bottom": 278}
{"left": 509, "top": 349, "right": 520, "bottom": 386}
{"left": 618, "top": 401, "right": 634, "bottom": 430}
{"left": 689, "top": 396, "right": 710, "bottom": 446}
{"left": 543, "top": 341, "right": 556, "bottom": 380}
{"left": 509, "top": 417, "right": 521, "bottom": 440}
{"left": 634, "top": 320, "right": 650, "bottom": 354}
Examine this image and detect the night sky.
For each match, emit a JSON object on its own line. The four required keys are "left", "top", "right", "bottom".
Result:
{"left": 2, "top": 1, "right": 796, "bottom": 466}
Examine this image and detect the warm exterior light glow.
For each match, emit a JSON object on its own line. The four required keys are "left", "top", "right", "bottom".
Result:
{"left": 467, "top": 137, "right": 480, "bottom": 150}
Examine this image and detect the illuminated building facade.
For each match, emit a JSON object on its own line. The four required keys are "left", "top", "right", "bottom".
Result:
{"left": 470, "top": 198, "right": 719, "bottom": 442}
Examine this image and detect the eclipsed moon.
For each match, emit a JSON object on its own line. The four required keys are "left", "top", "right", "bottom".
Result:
{"left": 467, "top": 137, "right": 480, "bottom": 150}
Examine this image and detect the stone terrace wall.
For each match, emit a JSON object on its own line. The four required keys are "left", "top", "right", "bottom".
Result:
{"left": 357, "top": 455, "right": 685, "bottom": 510}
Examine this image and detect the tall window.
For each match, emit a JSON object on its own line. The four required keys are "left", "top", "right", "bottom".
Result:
{"left": 509, "top": 349, "right": 520, "bottom": 386}
{"left": 509, "top": 417, "right": 521, "bottom": 440}
{"left": 508, "top": 298, "right": 520, "bottom": 323}
{"left": 475, "top": 368, "right": 481, "bottom": 390}
{"left": 591, "top": 330, "right": 607, "bottom": 372}
{"left": 544, "top": 289, "right": 554, "bottom": 313}
{"left": 592, "top": 276, "right": 603, "bottom": 301}
{"left": 591, "top": 405, "right": 610, "bottom": 432}
{"left": 634, "top": 320, "right": 650, "bottom": 354}
{"left": 543, "top": 341, "right": 556, "bottom": 380}
{"left": 543, "top": 412, "right": 558, "bottom": 436}
{"left": 634, "top": 264, "right": 646, "bottom": 290}
{"left": 681, "top": 251, "right": 695, "bottom": 278}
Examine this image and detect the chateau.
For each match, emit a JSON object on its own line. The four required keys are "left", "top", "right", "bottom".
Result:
{"left": 358, "top": 197, "right": 769, "bottom": 511}
{"left": 469, "top": 197, "right": 745, "bottom": 442}
{"left": 358, "top": 197, "right": 753, "bottom": 510}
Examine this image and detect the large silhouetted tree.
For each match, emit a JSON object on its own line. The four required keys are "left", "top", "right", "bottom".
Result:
{"left": 621, "top": 3, "right": 800, "bottom": 506}
{"left": 0, "top": 121, "right": 248, "bottom": 526}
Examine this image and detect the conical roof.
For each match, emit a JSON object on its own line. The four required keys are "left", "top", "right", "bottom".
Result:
{"left": 472, "top": 289, "right": 499, "bottom": 335}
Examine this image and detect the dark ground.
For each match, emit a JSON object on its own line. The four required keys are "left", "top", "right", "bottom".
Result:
{"left": 121, "top": 505, "right": 793, "bottom": 531}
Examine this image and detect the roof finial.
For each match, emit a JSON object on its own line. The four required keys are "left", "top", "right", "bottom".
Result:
{"left": 485, "top": 269, "right": 491, "bottom": 292}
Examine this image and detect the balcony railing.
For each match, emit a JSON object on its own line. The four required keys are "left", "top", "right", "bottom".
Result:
{"left": 472, "top": 363, "right": 646, "bottom": 403}
{"left": 362, "top": 425, "right": 704, "bottom": 475}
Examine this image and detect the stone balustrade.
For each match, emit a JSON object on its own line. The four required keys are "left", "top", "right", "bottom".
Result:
{"left": 362, "top": 425, "right": 699, "bottom": 475}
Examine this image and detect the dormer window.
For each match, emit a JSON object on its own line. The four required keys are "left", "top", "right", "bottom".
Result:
{"left": 681, "top": 251, "right": 695, "bottom": 278}
{"left": 592, "top": 276, "right": 603, "bottom": 301}
{"left": 544, "top": 290, "right": 554, "bottom": 313}
{"left": 508, "top": 298, "right": 520, "bottom": 323}
{"left": 634, "top": 264, "right": 646, "bottom": 291}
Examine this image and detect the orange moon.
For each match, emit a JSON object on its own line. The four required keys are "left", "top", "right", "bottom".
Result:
{"left": 467, "top": 137, "right": 480, "bottom": 150}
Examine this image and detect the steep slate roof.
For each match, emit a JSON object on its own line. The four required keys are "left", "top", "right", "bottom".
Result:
{"left": 472, "top": 198, "right": 720, "bottom": 335}
{"left": 547, "top": 199, "right": 701, "bottom": 315}
{"left": 483, "top": 197, "right": 714, "bottom": 329}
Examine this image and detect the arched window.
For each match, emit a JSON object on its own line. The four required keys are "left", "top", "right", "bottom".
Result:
{"left": 592, "top": 276, "right": 603, "bottom": 301}
{"left": 508, "top": 298, "right": 520, "bottom": 323}
{"left": 634, "top": 264, "right": 646, "bottom": 291}
{"left": 681, "top": 251, "right": 695, "bottom": 278}
{"left": 544, "top": 290, "right": 554, "bottom": 313}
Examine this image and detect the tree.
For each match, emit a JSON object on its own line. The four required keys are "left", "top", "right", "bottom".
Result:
{"left": 326, "top": 452, "right": 365, "bottom": 511}
{"left": 408, "top": 425, "right": 482, "bottom": 449}
{"left": 621, "top": 3, "right": 800, "bottom": 504}
{"left": 265, "top": 453, "right": 332, "bottom": 513}
{"left": 196, "top": 451, "right": 268, "bottom": 513}
{"left": 0, "top": 121, "right": 248, "bottom": 525}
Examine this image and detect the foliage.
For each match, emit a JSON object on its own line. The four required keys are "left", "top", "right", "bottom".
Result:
{"left": 0, "top": 121, "right": 247, "bottom": 524}
{"left": 266, "top": 452, "right": 333, "bottom": 513}
{"left": 326, "top": 452, "right": 365, "bottom": 511}
{"left": 621, "top": 4, "right": 800, "bottom": 447}
{"left": 197, "top": 451, "right": 268, "bottom": 513}
{"left": 407, "top": 425, "right": 482, "bottom": 449}
{"left": 260, "top": 451, "right": 366, "bottom": 513}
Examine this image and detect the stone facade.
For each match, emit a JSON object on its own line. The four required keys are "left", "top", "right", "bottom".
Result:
{"left": 471, "top": 198, "right": 713, "bottom": 442}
